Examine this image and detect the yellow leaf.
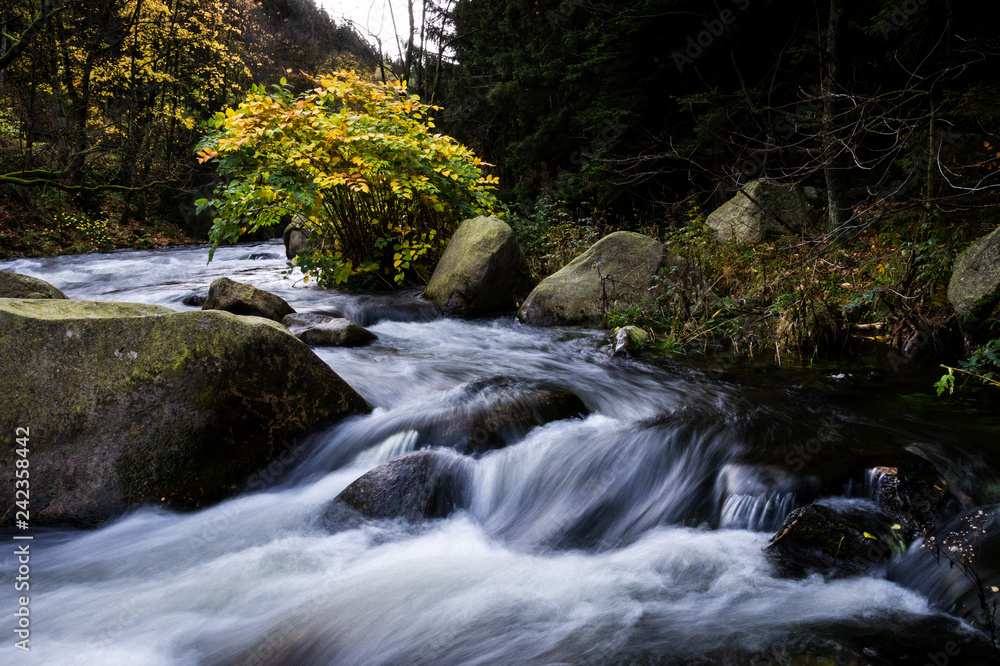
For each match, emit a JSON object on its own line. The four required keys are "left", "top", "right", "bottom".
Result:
{"left": 863, "top": 532, "right": 877, "bottom": 540}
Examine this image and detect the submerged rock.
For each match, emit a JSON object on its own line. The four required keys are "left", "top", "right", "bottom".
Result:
{"left": 0, "top": 298, "right": 370, "bottom": 526}
{"left": 764, "top": 500, "right": 904, "bottom": 576}
{"left": 417, "top": 380, "right": 590, "bottom": 454}
{"left": 707, "top": 179, "right": 812, "bottom": 243}
{"left": 282, "top": 313, "right": 377, "bottom": 347}
{"left": 947, "top": 225, "right": 1000, "bottom": 339}
{"left": 202, "top": 276, "right": 294, "bottom": 322}
{"left": 424, "top": 216, "right": 534, "bottom": 316}
{"left": 0, "top": 270, "right": 67, "bottom": 299}
{"left": 330, "top": 451, "right": 470, "bottom": 521}
{"left": 517, "top": 231, "right": 702, "bottom": 327}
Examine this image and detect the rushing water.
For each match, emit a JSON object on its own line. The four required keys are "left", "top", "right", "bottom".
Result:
{"left": 2, "top": 240, "right": 999, "bottom": 665}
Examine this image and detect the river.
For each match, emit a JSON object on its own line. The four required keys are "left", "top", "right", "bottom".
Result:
{"left": 1, "top": 240, "right": 998, "bottom": 665}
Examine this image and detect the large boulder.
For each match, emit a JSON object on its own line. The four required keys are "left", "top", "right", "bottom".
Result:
{"left": 329, "top": 451, "right": 470, "bottom": 521}
{"left": 424, "top": 216, "right": 534, "bottom": 316}
{"left": 947, "top": 225, "right": 1000, "bottom": 338}
{"left": 202, "top": 277, "right": 294, "bottom": 322}
{"left": 0, "top": 270, "right": 67, "bottom": 299}
{"left": 516, "top": 231, "right": 698, "bottom": 327}
{"left": 282, "top": 313, "right": 377, "bottom": 347}
{"left": 707, "top": 180, "right": 812, "bottom": 243}
{"left": 0, "top": 298, "right": 370, "bottom": 526}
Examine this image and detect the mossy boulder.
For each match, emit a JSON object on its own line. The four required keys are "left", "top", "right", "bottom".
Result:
{"left": 947, "top": 225, "right": 1000, "bottom": 339}
{"left": 707, "top": 180, "right": 812, "bottom": 243}
{"left": 424, "top": 216, "right": 534, "bottom": 316}
{"left": 516, "top": 231, "right": 698, "bottom": 327}
{"left": 282, "top": 313, "right": 377, "bottom": 347}
{"left": 0, "top": 270, "right": 67, "bottom": 299}
{"left": 329, "top": 451, "right": 470, "bottom": 521}
{"left": 0, "top": 298, "right": 370, "bottom": 526}
{"left": 202, "top": 277, "right": 294, "bottom": 322}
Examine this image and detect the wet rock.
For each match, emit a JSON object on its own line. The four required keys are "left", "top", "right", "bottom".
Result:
{"left": 424, "top": 216, "right": 534, "bottom": 316}
{"left": 417, "top": 380, "right": 590, "bottom": 454}
{"left": 764, "top": 500, "right": 904, "bottom": 576}
{"left": 870, "top": 465, "right": 958, "bottom": 540}
{"left": 612, "top": 325, "right": 650, "bottom": 355}
{"left": 202, "top": 277, "right": 294, "bottom": 322}
{"left": 330, "top": 451, "right": 470, "bottom": 521}
{"left": 0, "top": 270, "right": 67, "bottom": 299}
{"left": 282, "top": 313, "right": 377, "bottom": 347}
{"left": 181, "top": 292, "right": 207, "bottom": 307}
{"left": 707, "top": 179, "right": 813, "bottom": 243}
{"left": 0, "top": 298, "right": 370, "bottom": 526}
{"left": 947, "top": 225, "right": 1000, "bottom": 339}
{"left": 517, "top": 231, "right": 703, "bottom": 327}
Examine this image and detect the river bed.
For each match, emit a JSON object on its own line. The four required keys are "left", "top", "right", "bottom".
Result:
{"left": 1, "top": 240, "right": 998, "bottom": 665}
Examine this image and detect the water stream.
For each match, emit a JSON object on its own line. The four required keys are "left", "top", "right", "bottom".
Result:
{"left": 2, "top": 240, "right": 998, "bottom": 664}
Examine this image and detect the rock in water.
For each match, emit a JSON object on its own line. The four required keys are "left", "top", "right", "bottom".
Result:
{"left": 947, "top": 225, "right": 1000, "bottom": 339}
{"left": 202, "top": 276, "right": 295, "bottom": 322}
{"left": 517, "top": 231, "right": 699, "bottom": 327}
{"left": 0, "top": 298, "right": 370, "bottom": 526}
{"left": 416, "top": 380, "right": 590, "bottom": 454}
{"left": 330, "top": 451, "right": 470, "bottom": 521}
{"left": 0, "top": 270, "right": 68, "bottom": 299}
{"left": 282, "top": 313, "right": 377, "bottom": 347}
{"left": 613, "top": 325, "right": 650, "bottom": 355}
{"left": 764, "top": 500, "right": 903, "bottom": 577}
{"left": 424, "top": 216, "right": 534, "bottom": 316}
{"left": 283, "top": 214, "right": 316, "bottom": 260}
{"left": 706, "top": 180, "right": 812, "bottom": 243}
{"left": 181, "top": 292, "right": 207, "bottom": 307}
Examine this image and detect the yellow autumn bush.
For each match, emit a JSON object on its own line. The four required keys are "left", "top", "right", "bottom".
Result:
{"left": 197, "top": 70, "right": 500, "bottom": 287}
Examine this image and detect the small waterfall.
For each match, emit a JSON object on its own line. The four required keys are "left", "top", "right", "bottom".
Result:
{"left": 353, "top": 429, "right": 420, "bottom": 465}
{"left": 720, "top": 492, "right": 797, "bottom": 532}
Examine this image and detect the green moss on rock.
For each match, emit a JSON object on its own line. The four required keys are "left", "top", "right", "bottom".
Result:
{"left": 0, "top": 270, "right": 68, "bottom": 299}
{"left": 202, "top": 276, "right": 295, "bottom": 322}
{"left": 947, "top": 225, "right": 1000, "bottom": 338}
{"left": 516, "top": 231, "right": 693, "bottom": 327}
{"left": 0, "top": 299, "right": 370, "bottom": 526}
{"left": 424, "top": 216, "right": 534, "bottom": 316}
